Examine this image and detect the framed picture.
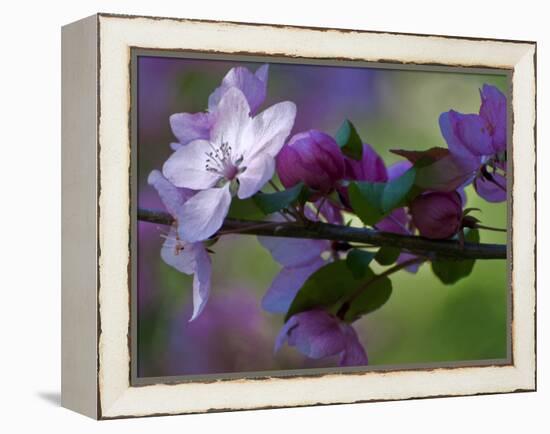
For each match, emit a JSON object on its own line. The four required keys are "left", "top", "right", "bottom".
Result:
{"left": 61, "top": 13, "right": 536, "bottom": 419}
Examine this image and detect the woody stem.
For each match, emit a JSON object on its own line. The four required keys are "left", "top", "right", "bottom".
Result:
{"left": 137, "top": 208, "right": 506, "bottom": 260}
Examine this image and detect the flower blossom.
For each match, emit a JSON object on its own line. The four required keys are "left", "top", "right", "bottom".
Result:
{"left": 439, "top": 84, "right": 507, "bottom": 202}
{"left": 275, "top": 309, "right": 368, "bottom": 367}
{"left": 170, "top": 65, "right": 269, "bottom": 149}
{"left": 163, "top": 87, "right": 296, "bottom": 242}
{"left": 148, "top": 170, "right": 212, "bottom": 321}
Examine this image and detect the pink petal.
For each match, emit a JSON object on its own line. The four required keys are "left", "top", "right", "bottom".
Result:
{"left": 254, "top": 64, "right": 269, "bottom": 84}
{"left": 474, "top": 172, "right": 506, "bottom": 202}
{"left": 176, "top": 184, "right": 232, "bottom": 242}
{"left": 169, "top": 112, "right": 213, "bottom": 146}
{"left": 479, "top": 84, "right": 507, "bottom": 153}
{"left": 147, "top": 170, "right": 194, "bottom": 217}
{"left": 397, "top": 252, "right": 422, "bottom": 274}
{"left": 344, "top": 143, "right": 388, "bottom": 182}
{"left": 258, "top": 236, "right": 328, "bottom": 267}
{"left": 439, "top": 111, "right": 493, "bottom": 161}
{"left": 242, "top": 101, "right": 297, "bottom": 162}
{"left": 376, "top": 208, "right": 410, "bottom": 235}
{"left": 315, "top": 200, "right": 344, "bottom": 225}
{"left": 274, "top": 315, "right": 298, "bottom": 353}
{"left": 208, "top": 65, "right": 269, "bottom": 114}
{"left": 160, "top": 228, "right": 196, "bottom": 274}
{"left": 339, "top": 324, "right": 368, "bottom": 366}
{"left": 170, "top": 142, "right": 182, "bottom": 151}
{"left": 189, "top": 243, "right": 212, "bottom": 321}
{"left": 237, "top": 154, "right": 275, "bottom": 199}
{"left": 276, "top": 310, "right": 346, "bottom": 359}
{"left": 209, "top": 88, "right": 251, "bottom": 152}
{"left": 387, "top": 161, "right": 412, "bottom": 181}
{"left": 162, "top": 139, "right": 221, "bottom": 190}
{"left": 261, "top": 257, "right": 326, "bottom": 313}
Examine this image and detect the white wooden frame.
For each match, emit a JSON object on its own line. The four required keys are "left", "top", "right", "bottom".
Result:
{"left": 61, "top": 13, "right": 536, "bottom": 419}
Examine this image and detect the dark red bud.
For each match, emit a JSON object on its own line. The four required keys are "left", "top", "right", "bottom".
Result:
{"left": 410, "top": 191, "right": 463, "bottom": 239}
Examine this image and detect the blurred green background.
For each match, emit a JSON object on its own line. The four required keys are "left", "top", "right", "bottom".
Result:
{"left": 137, "top": 56, "right": 508, "bottom": 377}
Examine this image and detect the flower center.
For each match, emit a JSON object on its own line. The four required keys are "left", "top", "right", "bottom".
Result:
{"left": 205, "top": 140, "right": 243, "bottom": 181}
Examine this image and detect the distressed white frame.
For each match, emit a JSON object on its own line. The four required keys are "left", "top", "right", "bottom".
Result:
{"left": 62, "top": 13, "right": 536, "bottom": 419}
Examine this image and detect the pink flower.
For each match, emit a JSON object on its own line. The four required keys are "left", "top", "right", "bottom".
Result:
{"left": 163, "top": 87, "right": 296, "bottom": 242}
{"left": 439, "top": 84, "right": 507, "bottom": 202}
{"left": 170, "top": 65, "right": 269, "bottom": 149}
{"left": 275, "top": 309, "right": 368, "bottom": 367}
{"left": 148, "top": 170, "right": 212, "bottom": 321}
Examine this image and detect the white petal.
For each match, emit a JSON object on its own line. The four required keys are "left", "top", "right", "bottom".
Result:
{"left": 162, "top": 139, "right": 220, "bottom": 190}
{"left": 147, "top": 170, "right": 194, "bottom": 216}
{"left": 160, "top": 228, "right": 195, "bottom": 274}
{"left": 189, "top": 243, "right": 212, "bottom": 321}
{"left": 243, "top": 101, "right": 296, "bottom": 162}
{"left": 176, "top": 184, "right": 232, "bottom": 242}
{"left": 209, "top": 88, "right": 251, "bottom": 151}
{"left": 237, "top": 154, "right": 275, "bottom": 199}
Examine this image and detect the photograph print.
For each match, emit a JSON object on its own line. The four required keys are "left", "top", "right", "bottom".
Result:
{"left": 134, "top": 53, "right": 509, "bottom": 381}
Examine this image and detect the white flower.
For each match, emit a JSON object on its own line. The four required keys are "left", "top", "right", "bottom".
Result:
{"left": 163, "top": 87, "right": 296, "bottom": 242}
{"left": 148, "top": 170, "right": 212, "bottom": 321}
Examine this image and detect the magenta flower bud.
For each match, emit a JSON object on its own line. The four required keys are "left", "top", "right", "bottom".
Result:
{"left": 344, "top": 143, "right": 388, "bottom": 182}
{"left": 410, "top": 191, "right": 463, "bottom": 239}
{"left": 276, "top": 130, "right": 345, "bottom": 193}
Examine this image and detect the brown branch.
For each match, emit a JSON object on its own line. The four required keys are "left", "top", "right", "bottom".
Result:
{"left": 137, "top": 208, "right": 506, "bottom": 260}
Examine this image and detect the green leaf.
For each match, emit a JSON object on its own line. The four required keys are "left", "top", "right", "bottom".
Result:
{"left": 227, "top": 197, "right": 265, "bottom": 220}
{"left": 348, "top": 182, "right": 385, "bottom": 225}
{"left": 343, "top": 275, "right": 392, "bottom": 322}
{"left": 348, "top": 167, "right": 417, "bottom": 226}
{"left": 297, "top": 184, "right": 313, "bottom": 205}
{"left": 285, "top": 260, "right": 395, "bottom": 323}
{"left": 346, "top": 249, "right": 377, "bottom": 279}
{"left": 431, "top": 260, "right": 476, "bottom": 285}
{"left": 464, "top": 228, "right": 480, "bottom": 244}
{"left": 335, "top": 119, "right": 363, "bottom": 160}
{"left": 431, "top": 229, "right": 480, "bottom": 285}
{"left": 285, "top": 261, "right": 369, "bottom": 321}
{"left": 253, "top": 183, "right": 304, "bottom": 214}
{"left": 375, "top": 246, "right": 401, "bottom": 266}
{"left": 381, "top": 167, "right": 417, "bottom": 212}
